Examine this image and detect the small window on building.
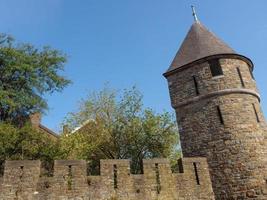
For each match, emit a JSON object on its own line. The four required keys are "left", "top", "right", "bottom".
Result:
{"left": 113, "top": 164, "right": 118, "bottom": 189}
{"left": 192, "top": 76, "right": 199, "bottom": 95}
{"left": 193, "top": 162, "right": 200, "bottom": 185}
{"left": 252, "top": 103, "right": 260, "bottom": 123}
{"left": 236, "top": 67, "right": 245, "bottom": 87}
{"left": 208, "top": 59, "right": 223, "bottom": 77}
{"left": 216, "top": 106, "right": 224, "bottom": 125}
{"left": 155, "top": 163, "right": 161, "bottom": 194}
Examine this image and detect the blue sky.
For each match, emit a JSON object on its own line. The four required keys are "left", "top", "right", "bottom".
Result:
{"left": 1, "top": 0, "right": 266, "bottom": 132}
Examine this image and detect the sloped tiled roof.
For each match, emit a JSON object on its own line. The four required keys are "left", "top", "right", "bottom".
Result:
{"left": 39, "top": 124, "right": 59, "bottom": 139}
{"left": 166, "top": 22, "right": 235, "bottom": 73}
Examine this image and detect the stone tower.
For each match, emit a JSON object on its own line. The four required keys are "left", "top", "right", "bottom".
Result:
{"left": 164, "top": 20, "right": 267, "bottom": 199}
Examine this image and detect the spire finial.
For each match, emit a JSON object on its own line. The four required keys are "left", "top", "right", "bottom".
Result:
{"left": 191, "top": 5, "right": 199, "bottom": 22}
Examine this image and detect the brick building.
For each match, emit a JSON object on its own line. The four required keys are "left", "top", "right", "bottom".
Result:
{"left": 29, "top": 113, "right": 58, "bottom": 140}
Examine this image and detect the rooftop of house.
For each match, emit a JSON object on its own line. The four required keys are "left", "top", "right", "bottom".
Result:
{"left": 29, "top": 113, "right": 59, "bottom": 139}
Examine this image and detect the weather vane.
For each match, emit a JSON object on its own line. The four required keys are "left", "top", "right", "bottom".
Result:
{"left": 191, "top": 5, "right": 199, "bottom": 22}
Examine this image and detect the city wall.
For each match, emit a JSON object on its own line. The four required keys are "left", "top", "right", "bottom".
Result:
{"left": 0, "top": 157, "right": 214, "bottom": 200}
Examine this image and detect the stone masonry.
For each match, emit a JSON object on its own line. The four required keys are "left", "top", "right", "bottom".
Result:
{"left": 164, "top": 18, "right": 267, "bottom": 200}
{"left": 0, "top": 158, "right": 215, "bottom": 200}
{"left": 165, "top": 56, "right": 267, "bottom": 199}
{"left": 1, "top": 16, "right": 267, "bottom": 200}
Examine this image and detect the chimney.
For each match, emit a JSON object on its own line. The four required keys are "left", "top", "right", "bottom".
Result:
{"left": 63, "top": 125, "right": 70, "bottom": 134}
{"left": 29, "top": 113, "right": 41, "bottom": 128}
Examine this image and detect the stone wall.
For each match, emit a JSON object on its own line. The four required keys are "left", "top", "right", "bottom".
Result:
{"left": 167, "top": 58, "right": 259, "bottom": 108}
{"left": 0, "top": 158, "right": 215, "bottom": 200}
{"left": 166, "top": 56, "right": 267, "bottom": 199}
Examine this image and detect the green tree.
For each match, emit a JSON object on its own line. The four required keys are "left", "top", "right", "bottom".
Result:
{"left": 0, "top": 123, "right": 62, "bottom": 175}
{"left": 0, "top": 34, "right": 71, "bottom": 124}
{"left": 61, "top": 86, "right": 180, "bottom": 174}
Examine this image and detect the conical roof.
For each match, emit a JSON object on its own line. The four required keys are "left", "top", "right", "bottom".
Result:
{"left": 166, "top": 22, "right": 235, "bottom": 73}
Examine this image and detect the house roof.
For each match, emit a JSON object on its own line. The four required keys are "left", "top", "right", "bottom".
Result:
{"left": 166, "top": 21, "right": 236, "bottom": 73}
{"left": 29, "top": 113, "right": 59, "bottom": 139}
{"left": 38, "top": 124, "right": 59, "bottom": 139}
{"left": 71, "top": 119, "right": 95, "bottom": 134}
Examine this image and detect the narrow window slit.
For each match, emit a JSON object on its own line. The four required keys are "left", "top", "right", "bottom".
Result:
{"left": 68, "top": 165, "right": 72, "bottom": 175}
{"left": 193, "top": 76, "right": 199, "bottom": 95}
{"left": 19, "top": 166, "right": 24, "bottom": 180}
{"left": 252, "top": 103, "right": 260, "bottom": 123}
{"left": 67, "top": 165, "right": 72, "bottom": 190}
{"left": 44, "top": 181, "right": 50, "bottom": 188}
{"left": 237, "top": 67, "right": 245, "bottom": 87}
{"left": 193, "top": 162, "right": 200, "bottom": 185}
{"left": 178, "top": 158, "right": 184, "bottom": 173}
{"left": 87, "top": 178, "right": 91, "bottom": 186}
{"left": 216, "top": 106, "right": 224, "bottom": 125}
{"left": 113, "top": 164, "right": 118, "bottom": 189}
{"left": 155, "top": 163, "right": 161, "bottom": 194}
{"left": 0, "top": 162, "right": 4, "bottom": 177}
